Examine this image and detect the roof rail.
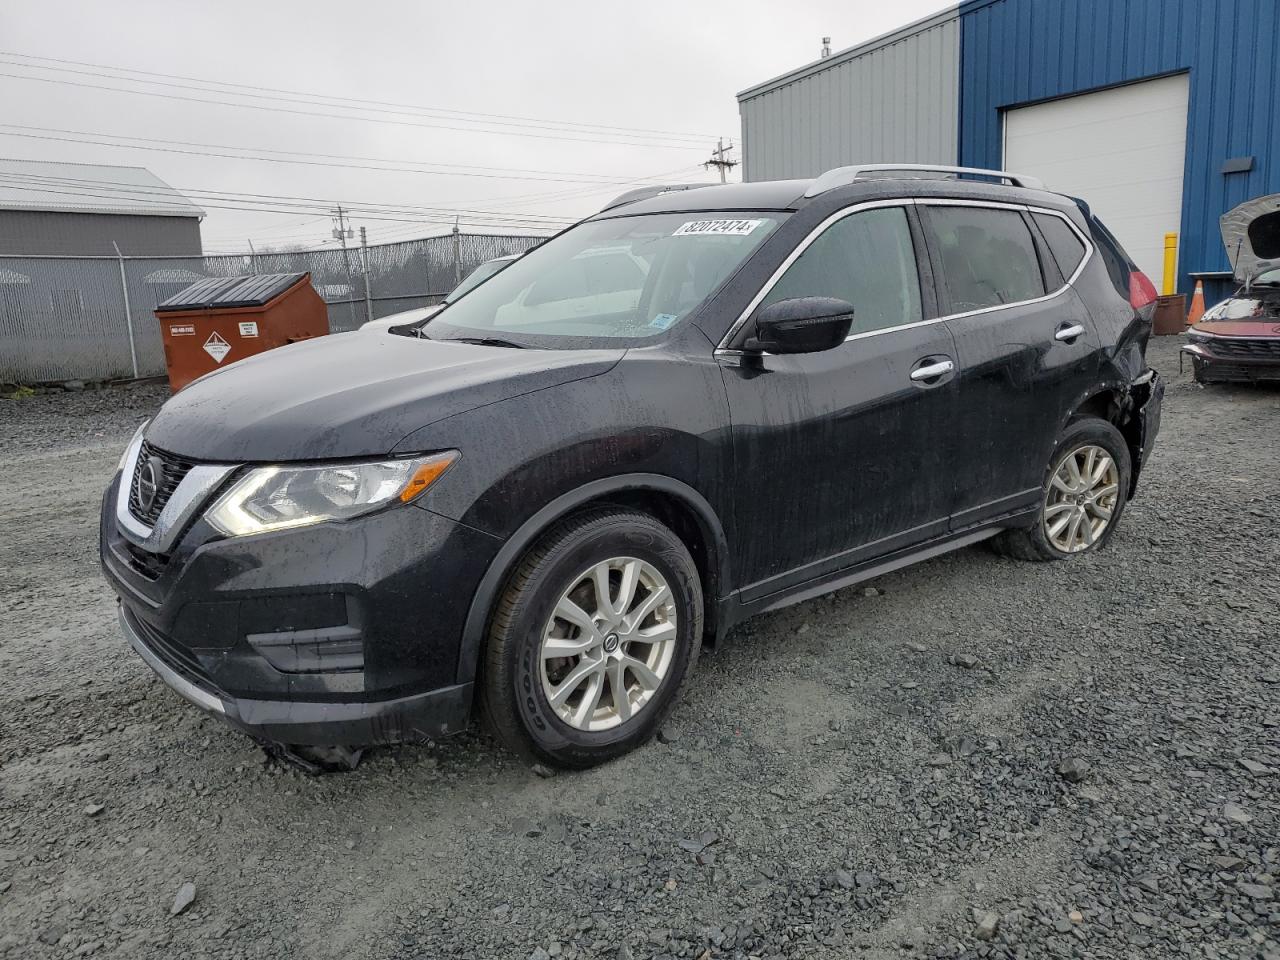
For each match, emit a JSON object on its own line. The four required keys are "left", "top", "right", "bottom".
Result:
{"left": 804, "top": 164, "right": 1046, "bottom": 198}
{"left": 599, "top": 182, "right": 714, "bottom": 212}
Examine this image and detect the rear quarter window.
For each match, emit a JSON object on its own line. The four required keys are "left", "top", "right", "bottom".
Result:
{"left": 1033, "top": 213, "right": 1087, "bottom": 280}
{"left": 1084, "top": 215, "right": 1133, "bottom": 299}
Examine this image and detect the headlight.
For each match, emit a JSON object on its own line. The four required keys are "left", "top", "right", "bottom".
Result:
{"left": 206, "top": 451, "right": 458, "bottom": 537}
{"left": 118, "top": 421, "right": 149, "bottom": 472}
{"left": 1185, "top": 330, "right": 1210, "bottom": 344}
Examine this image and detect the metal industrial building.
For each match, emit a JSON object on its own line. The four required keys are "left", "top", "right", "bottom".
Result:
{"left": 738, "top": 0, "right": 1280, "bottom": 299}
{"left": 0, "top": 159, "right": 204, "bottom": 256}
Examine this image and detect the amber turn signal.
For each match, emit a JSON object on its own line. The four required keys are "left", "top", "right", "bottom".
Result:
{"left": 399, "top": 452, "right": 459, "bottom": 503}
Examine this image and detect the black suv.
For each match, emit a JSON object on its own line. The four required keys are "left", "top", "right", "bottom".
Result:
{"left": 100, "top": 165, "right": 1163, "bottom": 769}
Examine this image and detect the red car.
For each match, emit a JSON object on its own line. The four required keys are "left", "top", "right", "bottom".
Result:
{"left": 1183, "top": 195, "right": 1280, "bottom": 383}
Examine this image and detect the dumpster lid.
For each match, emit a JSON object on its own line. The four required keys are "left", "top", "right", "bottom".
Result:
{"left": 156, "top": 273, "right": 309, "bottom": 311}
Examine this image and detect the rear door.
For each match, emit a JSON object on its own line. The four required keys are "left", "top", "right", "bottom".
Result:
{"left": 917, "top": 201, "right": 1100, "bottom": 529}
{"left": 720, "top": 202, "right": 960, "bottom": 601}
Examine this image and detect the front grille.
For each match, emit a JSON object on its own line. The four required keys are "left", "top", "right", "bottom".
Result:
{"left": 1200, "top": 360, "right": 1280, "bottom": 382}
{"left": 1208, "top": 336, "right": 1280, "bottom": 360}
{"left": 122, "top": 540, "right": 169, "bottom": 580}
{"left": 128, "top": 441, "right": 197, "bottom": 526}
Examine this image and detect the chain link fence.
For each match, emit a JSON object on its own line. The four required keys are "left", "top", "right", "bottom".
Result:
{"left": 0, "top": 233, "right": 544, "bottom": 383}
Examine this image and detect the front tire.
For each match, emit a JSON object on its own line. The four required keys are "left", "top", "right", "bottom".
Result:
{"left": 993, "top": 417, "right": 1132, "bottom": 562}
{"left": 479, "top": 508, "right": 702, "bottom": 769}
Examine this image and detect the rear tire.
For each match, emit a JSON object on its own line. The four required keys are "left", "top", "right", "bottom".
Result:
{"left": 992, "top": 417, "right": 1131, "bottom": 562}
{"left": 479, "top": 508, "right": 702, "bottom": 769}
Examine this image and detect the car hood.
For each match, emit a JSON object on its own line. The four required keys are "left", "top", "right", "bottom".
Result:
{"left": 1192, "top": 319, "right": 1280, "bottom": 338}
{"left": 145, "top": 332, "right": 623, "bottom": 462}
{"left": 1220, "top": 194, "right": 1280, "bottom": 282}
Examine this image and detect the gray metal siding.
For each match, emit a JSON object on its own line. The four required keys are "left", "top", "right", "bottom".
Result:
{"left": 0, "top": 211, "right": 203, "bottom": 257}
{"left": 738, "top": 14, "right": 961, "bottom": 182}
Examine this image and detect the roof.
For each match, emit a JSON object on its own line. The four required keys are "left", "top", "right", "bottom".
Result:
{"left": 156, "top": 273, "right": 308, "bottom": 311}
{"left": 596, "top": 170, "right": 1066, "bottom": 218}
{"left": 737, "top": 4, "right": 959, "bottom": 102}
{"left": 0, "top": 159, "right": 205, "bottom": 218}
{"left": 595, "top": 180, "right": 813, "bottom": 217}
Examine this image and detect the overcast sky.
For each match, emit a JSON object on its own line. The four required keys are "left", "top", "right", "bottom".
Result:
{"left": 1, "top": 0, "right": 948, "bottom": 252}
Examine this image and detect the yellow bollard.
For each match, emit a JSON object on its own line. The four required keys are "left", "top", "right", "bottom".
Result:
{"left": 1162, "top": 233, "right": 1178, "bottom": 296}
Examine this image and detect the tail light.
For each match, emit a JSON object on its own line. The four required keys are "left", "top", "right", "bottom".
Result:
{"left": 1129, "top": 271, "right": 1158, "bottom": 309}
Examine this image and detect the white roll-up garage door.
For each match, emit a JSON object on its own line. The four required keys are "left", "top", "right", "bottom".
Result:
{"left": 1003, "top": 74, "right": 1189, "bottom": 284}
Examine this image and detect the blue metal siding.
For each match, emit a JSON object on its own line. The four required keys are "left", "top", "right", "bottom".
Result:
{"left": 959, "top": 0, "right": 1280, "bottom": 297}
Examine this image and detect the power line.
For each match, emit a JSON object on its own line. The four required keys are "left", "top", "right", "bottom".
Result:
{"left": 0, "top": 124, "right": 703, "bottom": 188}
{"left": 0, "top": 161, "right": 710, "bottom": 246}
{"left": 0, "top": 171, "right": 579, "bottom": 225}
{"left": 0, "top": 179, "right": 568, "bottom": 231}
{"left": 0, "top": 123, "right": 685, "bottom": 183}
{"left": 0, "top": 50, "right": 718, "bottom": 143}
{"left": 0, "top": 69, "right": 709, "bottom": 151}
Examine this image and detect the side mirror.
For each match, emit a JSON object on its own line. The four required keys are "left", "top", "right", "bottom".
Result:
{"left": 745, "top": 297, "right": 855, "bottom": 354}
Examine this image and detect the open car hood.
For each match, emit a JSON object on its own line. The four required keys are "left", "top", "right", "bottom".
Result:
{"left": 1220, "top": 194, "right": 1280, "bottom": 282}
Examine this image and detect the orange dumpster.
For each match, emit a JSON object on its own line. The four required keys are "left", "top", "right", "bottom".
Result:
{"left": 154, "top": 272, "right": 328, "bottom": 392}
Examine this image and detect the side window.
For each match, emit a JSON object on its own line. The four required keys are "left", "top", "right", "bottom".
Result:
{"left": 1033, "top": 213, "right": 1087, "bottom": 280}
{"left": 924, "top": 206, "right": 1046, "bottom": 312}
{"left": 760, "top": 206, "right": 922, "bottom": 335}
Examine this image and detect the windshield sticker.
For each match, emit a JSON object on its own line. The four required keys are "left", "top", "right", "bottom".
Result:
{"left": 672, "top": 218, "right": 764, "bottom": 238}
{"left": 650, "top": 313, "right": 679, "bottom": 330}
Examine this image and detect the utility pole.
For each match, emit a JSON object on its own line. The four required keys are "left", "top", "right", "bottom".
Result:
{"left": 359, "top": 225, "right": 373, "bottom": 325}
{"left": 704, "top": 138, "right": 739, "bottom": 184}
{"left": 331, "top": 205, "right": 357, "bottom": 327}
{"left": 246, "top": 238, "right": 258, "bottom": 275}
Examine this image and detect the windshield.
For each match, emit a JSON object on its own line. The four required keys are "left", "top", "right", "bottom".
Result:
{"left": 423, "top": 212, "right": 783, "bottom": 345}
{"left": 445, "top": 257, "right": 514, "bottom": 303}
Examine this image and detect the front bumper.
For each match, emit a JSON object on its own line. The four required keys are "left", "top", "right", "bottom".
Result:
{"left": 1181, "top": 343, "right": 1280, "bottom": 382}
{"left": 119, "top": 605, "right": 473, "bottom": 745}
{"left": 101, "top": 471, "right": 500, "bottom": 746}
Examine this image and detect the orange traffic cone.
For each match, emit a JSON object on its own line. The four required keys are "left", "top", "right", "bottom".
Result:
{"left": 1186, "top": 280, "right": 1205, "bottom": 326}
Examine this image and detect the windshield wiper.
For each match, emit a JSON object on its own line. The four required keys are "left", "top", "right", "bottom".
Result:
{"left": 450, "top": 336, "right": 526, "bottom": 349}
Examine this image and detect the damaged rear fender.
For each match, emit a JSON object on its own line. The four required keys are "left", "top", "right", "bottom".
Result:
{"left": 1063, "top": 372, "right": 1162, "bottom": 498}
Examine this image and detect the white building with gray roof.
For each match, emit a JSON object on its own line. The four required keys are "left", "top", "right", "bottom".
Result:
{"left": 0, "top": 158, "right": 204, "bottom": 256}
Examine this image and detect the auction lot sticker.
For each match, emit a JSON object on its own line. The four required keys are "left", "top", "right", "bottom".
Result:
{"left": 203, "top": 331, "right": 232, "bottom": 364}
{"left": 672, "top": 219, "right": 763, "bottom": 237}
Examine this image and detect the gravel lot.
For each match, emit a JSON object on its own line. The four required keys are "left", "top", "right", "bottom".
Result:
{"left": 1, "top": 336, "right": 1277, "bottom": 960}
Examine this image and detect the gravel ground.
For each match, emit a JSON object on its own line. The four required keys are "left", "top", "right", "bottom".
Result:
{"left": 0, "top": 336, "right": 1276, "bottom": 960}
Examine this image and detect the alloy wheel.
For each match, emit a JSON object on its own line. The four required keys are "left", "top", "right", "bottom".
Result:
{"left": 539, "top": 557, "right": 678, "bottom": 732}
{"left": 1043, "top": 444, "right": 1120, "bottom": 553}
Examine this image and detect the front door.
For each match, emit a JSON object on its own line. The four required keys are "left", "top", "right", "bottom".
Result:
{"left": 720, "top": 203, "right": 960, "bottom": 603}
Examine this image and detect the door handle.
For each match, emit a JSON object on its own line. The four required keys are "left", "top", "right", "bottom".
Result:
{"left": 909, "top": 359, "right": 955, "bottom": 381}
{"left": 1055, "top": 323, "right": 1086, "bottom": 342}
